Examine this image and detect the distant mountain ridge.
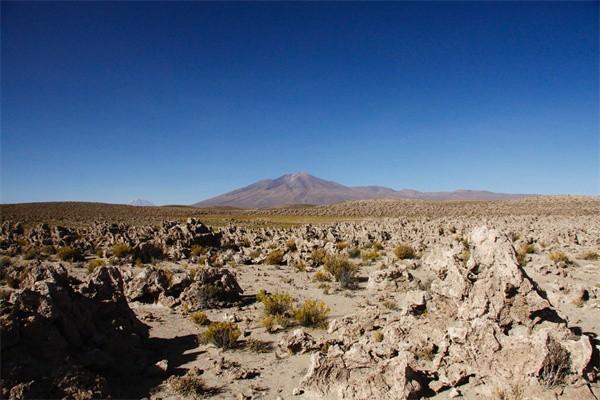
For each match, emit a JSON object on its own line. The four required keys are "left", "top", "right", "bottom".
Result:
{"left": 193, "top": 172, "right": 534, "bottom": 208}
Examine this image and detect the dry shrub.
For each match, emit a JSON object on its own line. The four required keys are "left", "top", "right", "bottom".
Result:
{"left": 293, "top": 299, "right": 330, "bottom": 328}
{"left": 261, "top": 315, "right": 288, "bottom": 332}
{"left": 167, "top": 373, "right": 218, "bottom": 398}
{"left": 311, "top": 249, "right": 328, "bottom": 265}
{"left": 23, "top": 247, "right": 39, "bottom": 260}
{"left": 286, "top": 239, "right": 297, "bottom": 252}
{"left": 372, "top": 331, "right": 384, "bottom": 342}
{"left": 347, "top": 247, "right": 361, "bottom": 258}
{"left": 245, "top": 338, "right": 273, "bottom": 353}
{"left": 335, "top": 241, "right": 348, "bottom": 250}
{"left": 112, "top": 243, "right": 131, "bottom": 259}
{"left": 57, "top": 246, "right": 82, "bottom": 262}
{"left": 266, "top": 249, "right": 285, "bottom": 265}
{"left": 313, "top": 270, "right": 332, "bottom": 282}
{"left": 86, "top": 259, "right": 105, "bottom": 274}
{"left": 190, "top": 311, "right": 210, "bottom": 326}
{"left": 361, "top": 250, "right": 379, "bottom": 262}
{"left": 324, "top": 255, "right": 357, "bottom": 288}
{"left": 200, "top": 321, "right": 240, "bottom": 349}
{"left": 539, "top": 336, "right": 571, "bottom": 388}
{"left": 394, "top": 244, "right": 415, "bottom": 259}
{"left": 0, "top": 256, "right": 11, "bottom": 268}
{"left": 549, "top": 251, "right": 569, "bottom": 264}
{"left": 191, "top": 245, "right": 207, "bottom": 256}
{"left": 256, "top": 290, "right": 293, "bottom": 316}
{"left": 582, "top": 251, "right": 599, "bottom": 261}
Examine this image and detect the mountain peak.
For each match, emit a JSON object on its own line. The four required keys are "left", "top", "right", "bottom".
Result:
{"left": 130, "top": 199, "right": 155, "bottom": 207}
{"left": 193, "top": 173, "right": 532, "bottom": 208}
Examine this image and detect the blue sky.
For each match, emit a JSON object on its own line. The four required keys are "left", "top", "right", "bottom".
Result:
{"left": 1, "top": 1, "right": 598, "bottom": 204}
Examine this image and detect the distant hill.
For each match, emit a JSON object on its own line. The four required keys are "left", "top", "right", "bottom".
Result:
{"left": 130, "top": 199, "right": 155, "bottom": 207}
{"left": 193, "top": 172, "right": 533, "bottom": 208}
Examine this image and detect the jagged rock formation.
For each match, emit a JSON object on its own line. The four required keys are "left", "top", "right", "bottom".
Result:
{"left": 126, "top": 266, "right": 243, "bottom": 310}
{"left": 300, "top": 227, "right": 594, "bottom": 399}
{"left": 0, "top": 264, "right": 150, "bottom": 399}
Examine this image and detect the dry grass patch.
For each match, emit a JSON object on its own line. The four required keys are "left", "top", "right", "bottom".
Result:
{"left": 256, "top": 290, "right": 293, "bottom": 316}
{"left": 190, "top": 311, "right": 210, "bottom": 326}
{"left": 266, "top": 249, "right": 285, "bottom": 265}
{"left": 394, "top": 244, "right": 416, "bottom": 259}
{"left": 549, "top": 251, "right": 569, "bottom": 264}
{"left": 324, "top": 255, "right": 357, "bottom": 288}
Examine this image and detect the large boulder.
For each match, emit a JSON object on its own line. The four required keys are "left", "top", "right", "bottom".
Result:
{"left": 179, "top": 267, "right": 243, "bottom": 310}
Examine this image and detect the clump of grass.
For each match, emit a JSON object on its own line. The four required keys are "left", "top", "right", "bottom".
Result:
{"left": 199, "top": 321, "right": 240, "bottom": 349}
{"left": 347, "top": 247, "right": 361, "bottom": 258}
{"left": 57, "top": 246, "right": 82, "bottom": 262}
{"left": 42, "top": 245, "right": 55, "bottom": 255}
{"left": 293, "top": 299, "right": 330, "bottom": 328}
{"left": 311, "top": 249, "right": 328, "bottom": 265}
{"left": 190, "top": 311, "right": 210, "bottom": 326}
{"left": 112, "top": 243, "right": 131, "bottom": 259}
{"left": 286, "top": 239, "right": 297, "bottom": 252}
{"left": 549, "top": 251, "right": 569, "bottom": 264}
{"left": 394, "top": 244, "right": 416, "bottom": 260}
{"left": 313, "top": 270, "right": 332, "bottom": 282}
{"left": 582, "top": 251, "right": 599, "bottom": 261}
{"left": 266, "top": 249, "right": 285, "bottom": 265}
{"left": 256, "top": 290, "right": 293, "bottom": 316}
{"left": 86, "top": 259, "right": 105, "bottom": 274}
{"left": 324, "top": 255, "right": 357, "bottom": 288}
{"left": 361, "top": 250, "right": 379, "bottom": 262}
{"left": 245, "top": 338, "right": 273, "bottom": 353}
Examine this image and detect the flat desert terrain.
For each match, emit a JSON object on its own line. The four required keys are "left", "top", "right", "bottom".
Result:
{"left": 1, "top": 196, "right": 599, "bottom": 399}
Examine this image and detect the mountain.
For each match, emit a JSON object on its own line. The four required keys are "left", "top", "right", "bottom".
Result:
{"left": 130, "top": 199, "right": 155, "bottom": 207}
{"left": 193, "top": 172, "right": 533, "bottom": 208}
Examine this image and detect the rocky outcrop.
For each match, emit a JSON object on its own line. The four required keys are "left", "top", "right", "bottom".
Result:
{"left": 300, "top": 227, "right": 594, "bottom": 399}
{"left": 180, "top": 267, "right": 244, "bottom": 310}
{"left": 0, "top": 264, "right": 150, "bottom": 399}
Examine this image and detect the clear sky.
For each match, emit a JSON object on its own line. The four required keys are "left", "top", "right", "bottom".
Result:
{"left": 1, "top": 1, "right": 598, "bottom": 204}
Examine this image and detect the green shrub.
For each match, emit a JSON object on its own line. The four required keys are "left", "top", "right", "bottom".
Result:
{"left": 549, "top": 251, "right": 569, "bottom": 264}
{"left": 293, "top": 299, "right": 330, "bottom": 328}
{"left": 112, "top": 243, "right": 131, "bottom": 259}
{"left": 394, "top": 244, "right": 415, "bottom": 259}
{"left": 266, "top": 249, "right": 285, "bottom": 265}
{"left": 257, "top": 290, "right": 293, "bottom": 316}
{"left": 87, "top": 259, "right": 105, "bottom": 274}
{"left": 324, "top": 255, "right": 357, "bottom": 288}
{"left": 57, "top": 246, "right": 82, "bottom": 261}
{"left": 190, "top": 311, "right": 210, "bottom": 326}
{"left": 200, "top": 321, "right": 240, "bottom": 349}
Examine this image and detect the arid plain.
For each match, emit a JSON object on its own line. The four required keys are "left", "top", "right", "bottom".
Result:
{"left": 1, "top": 196, "right": 599, "bottom": 399}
